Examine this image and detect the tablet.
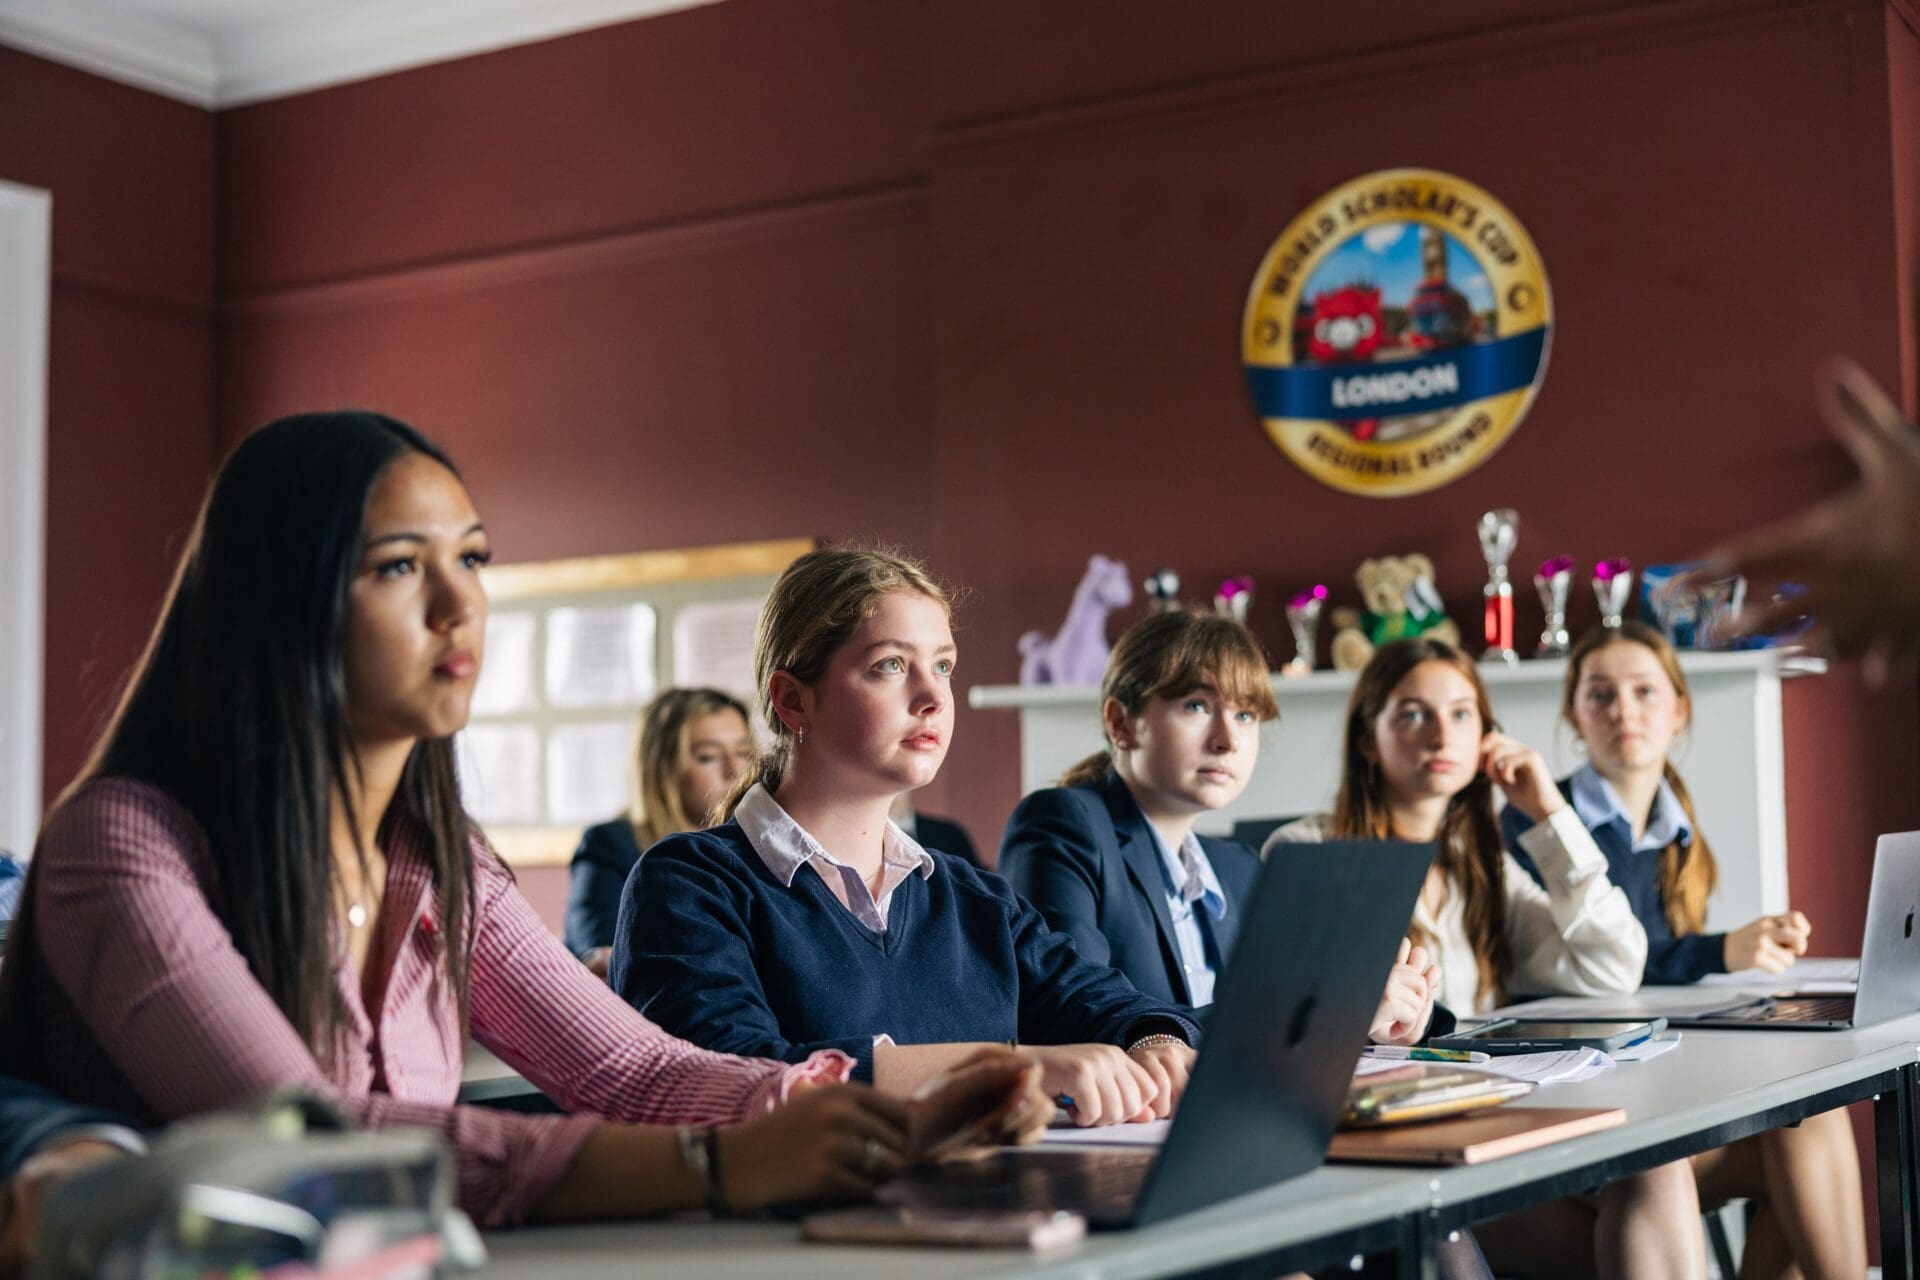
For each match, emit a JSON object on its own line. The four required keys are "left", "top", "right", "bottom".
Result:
{"left": 1427, "top": 1017, "right": 1667, "bottom": 1055}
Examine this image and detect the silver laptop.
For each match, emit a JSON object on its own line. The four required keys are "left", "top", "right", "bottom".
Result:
{"left": 1667, "top": 831, "right": 1920, "bottom": 1030}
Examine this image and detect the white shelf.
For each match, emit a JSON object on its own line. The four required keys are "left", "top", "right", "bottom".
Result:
{"left": 968, "top": 648, "right": 1823, "bottom": 710}
{"left": 968, "top": 646, "right": 1819, "bottom": 933}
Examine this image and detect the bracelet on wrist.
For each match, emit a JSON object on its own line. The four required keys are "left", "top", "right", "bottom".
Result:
{"left": 676, "top": 1125, "right": 727, "bottom": 1214}
{"left": 1126, "top": 1032, "right": 1187, "bottom": 1054}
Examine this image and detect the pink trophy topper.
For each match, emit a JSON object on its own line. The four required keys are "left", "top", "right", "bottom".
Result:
{"left": 1535, "top": 555, "right": 1574, "bottom": 657}
{"left": 1214, "top": 575, "right": 1256, "bottom": 624}
{"left": 1592, "top": 558, "right": 1634, "bottom": 629}
{"left": 1282, "top": 584, "right": 1328, "bottom": 676}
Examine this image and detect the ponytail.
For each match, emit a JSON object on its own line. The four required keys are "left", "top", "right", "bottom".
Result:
{"left": 1058, "top": 751, "right": 1113, "bottom": 788}
{"left": 1657, "top": 762, "right": 1717, "bottom": 936}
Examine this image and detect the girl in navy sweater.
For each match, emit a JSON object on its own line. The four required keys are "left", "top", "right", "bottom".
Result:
{"left": 1530, "top": 622, "right": 1864, "bottom": 1279}
{"left": 612, "top": 547, "right": 1201, "bottom": 1127}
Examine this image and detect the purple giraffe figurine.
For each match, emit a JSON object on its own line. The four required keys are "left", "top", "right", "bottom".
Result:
{"left": 1019, "top": 555, "right": 1134, "bottom": 685}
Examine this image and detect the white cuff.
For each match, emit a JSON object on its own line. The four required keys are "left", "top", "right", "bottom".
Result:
{"left": 1516, "top": 805, "right": 1607, "bottom": 880}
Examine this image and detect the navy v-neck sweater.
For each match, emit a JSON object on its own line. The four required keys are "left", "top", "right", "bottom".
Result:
{"left": 608, "top": 821, "right": 1201, "bottom": 1081}
{"left": 1500, "top": 781, "right": 1726, "bottom": 986}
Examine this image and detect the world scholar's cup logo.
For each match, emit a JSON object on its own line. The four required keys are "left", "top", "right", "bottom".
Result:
{"left": 1243, "top": 169, "right": 1552, "bottom": 497}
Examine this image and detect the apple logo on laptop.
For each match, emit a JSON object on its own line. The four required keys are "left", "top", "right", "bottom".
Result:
{"left": 1284, "top": 994, "right": 1318, "bottom": 1048}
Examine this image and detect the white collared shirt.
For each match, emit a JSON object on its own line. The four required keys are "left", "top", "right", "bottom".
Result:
{"left": 1568, "top": 763, "right": 1692, "bottom": 855}
{"left": 1144, "top": 824, "right": 1227, "bottom": 1006}
{"left": 735, "top": 783, "right": 935, "bottom": 934}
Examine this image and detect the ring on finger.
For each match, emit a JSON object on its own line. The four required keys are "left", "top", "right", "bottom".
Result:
{"left": 861, "top": 1136, "right": 886, "bottom": 1177}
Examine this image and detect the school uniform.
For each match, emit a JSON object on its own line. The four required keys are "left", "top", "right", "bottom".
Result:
{"left": 562, "top": 818, "right": 644, "bottom": 959}
{"left": 1267, "top": 809, "right": 1646, "bottom": 1015}
{"left": 997, "top": 771, "right": 1257, "bottom": 1008}
{"left": 610, "top": 783, "right": 1202, "bottom": 1083}
{"left": 1501, "top": 766, "right": 1725, "bottom": 985}
{"left": 0, "top": 850, "right": 22, "bottom": 923}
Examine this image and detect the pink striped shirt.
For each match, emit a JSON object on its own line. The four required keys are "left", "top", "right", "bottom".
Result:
{"left": 16, "top": 777, "right": 851, "bottom": 1226}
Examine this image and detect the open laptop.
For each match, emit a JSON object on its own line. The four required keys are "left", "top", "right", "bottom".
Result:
{"left": 880, "top": 838, "right": 1435, "bottom": 1229}
{"left": 1666, "top": 831, "right": 1920, "bottom": 1030}
{"left": 1508, "top": 832, "right": 1920, "bottom": 1032}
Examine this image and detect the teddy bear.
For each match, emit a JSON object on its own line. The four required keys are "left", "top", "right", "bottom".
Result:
{"left": 1329, "top": 554, "right": 1460, "bottom": 671}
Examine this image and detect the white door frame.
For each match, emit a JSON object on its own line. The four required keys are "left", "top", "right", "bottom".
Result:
{"left": 0, "top": 180, "right": 49, "bottom": 859}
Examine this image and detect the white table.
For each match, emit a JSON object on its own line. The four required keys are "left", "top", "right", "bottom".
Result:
{"left": 478, "top": 1012, "right": 1920, "bottom": 1278}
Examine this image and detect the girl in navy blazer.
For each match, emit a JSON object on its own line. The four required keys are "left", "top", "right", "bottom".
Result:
{"left": 999, "top": 611, "right": 1440, "bottom": 1043}
{"left": 563, "top": 687, "right": 753, "bottom": 974}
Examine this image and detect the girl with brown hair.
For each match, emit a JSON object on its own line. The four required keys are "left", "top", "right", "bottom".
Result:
{"left": 611, "top": 546, "right": 1204, "bottom": 1127}
{"left": 1515, "top": 621, "right": 1864, "bottom": 1279}
{"left": 1000, "top": 610, "right": 1440, "bottom": 1045}
{"left": 565, "top": 688, "right": 754, "bottom": 975}
{"left": 1266, "top": 637, "right": 1701, "bottom": 1280}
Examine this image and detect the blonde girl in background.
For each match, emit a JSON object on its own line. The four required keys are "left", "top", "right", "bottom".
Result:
{"left": 1515, "top": 622, "right": 1863, "bottom": 1279}
{"left": 566, "top": 688, "right": 753, "bottom": 975}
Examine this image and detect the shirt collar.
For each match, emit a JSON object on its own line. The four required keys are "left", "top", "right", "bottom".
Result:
{"left": 1568, "top": 762, "right": 1691, "bottom": 854}
{"left": 1144, "top": 822, "right": 1227, "bottom": 920}
{"left": 736, "top": 783, "right": 936, "bottom": 887}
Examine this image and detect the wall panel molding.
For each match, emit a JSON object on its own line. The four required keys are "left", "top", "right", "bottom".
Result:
{"left": 222, "top": 180, "right": 928, "bottom": 321}
{"left": 930, "top": 0, "right": 1880, "bottom": 159}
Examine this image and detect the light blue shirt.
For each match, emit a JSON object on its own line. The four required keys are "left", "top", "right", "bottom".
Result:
{"left": 1144, "top": 824, "right": 1227, "bottom": 1006}
{"left": 0, "top": 851, "right": 20, "bottom": 923}
{"left": 1568, "top": 763, "right": 1692, "bottom": 855}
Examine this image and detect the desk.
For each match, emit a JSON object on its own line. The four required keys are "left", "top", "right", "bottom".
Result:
{"left": 479, "top": 1015, "right": 1920, "bottom": 1279}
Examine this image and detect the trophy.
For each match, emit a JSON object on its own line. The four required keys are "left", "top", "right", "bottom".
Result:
{"left": 1144, "top": 568, "right": 1181, "bottom": 613}
{"left": 1282, "top": 584, "right": 1327, "bottom": 676}
{"left": 1476, "top": 509, "right": 1519, "bottom": 665}
{"left": 1534, "top": 555, "right": 1573, "bottom": 658}
{"left": 1593, "top": 558, "right": 1634, "bottom": 629}
{"left": 1214, "top": 575, "right": 1254, "bottom": 624}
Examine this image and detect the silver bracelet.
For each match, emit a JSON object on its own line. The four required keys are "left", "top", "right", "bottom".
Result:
{"left": 676, "top": 1125, "right": 726, "bottom": 1214}
{"left": 1126, "top": 1033, "right": 1187, "bottom": 1054}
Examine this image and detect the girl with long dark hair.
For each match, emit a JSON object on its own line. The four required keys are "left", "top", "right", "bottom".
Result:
{"left": 0, "top": 412, "right": 1042, "bottom": 1229}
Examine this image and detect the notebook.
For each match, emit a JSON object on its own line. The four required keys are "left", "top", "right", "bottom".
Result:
{"left": 1326, "top": 1106, "right": 1625, "bottom": 1165}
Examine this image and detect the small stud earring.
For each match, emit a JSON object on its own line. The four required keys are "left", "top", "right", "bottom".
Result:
{"left": 796, "top": 726, "right": 808, "bottom": 746}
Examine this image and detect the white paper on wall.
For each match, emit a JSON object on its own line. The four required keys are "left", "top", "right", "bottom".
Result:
{"left": 469, "top": 611, "right": 538, "bottom": 716}
{"left": 456, "top": 724, "right": 544, "bottom": 826}
{"left": 545, "top": 604, "right": 657, "bottom": 709}
{"left": 546, "top": 721, "right": 635, "bottom": 825}
{"left": 672, "top": 598, "right": 765, "bottom": 704}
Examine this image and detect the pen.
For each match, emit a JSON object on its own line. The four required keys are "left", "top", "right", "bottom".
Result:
{"left": 1361, "top": 1045, "right": 1492, "bottom": 1064}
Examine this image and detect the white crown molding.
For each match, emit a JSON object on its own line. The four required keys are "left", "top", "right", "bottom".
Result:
{"left": 0, "top": 0, "right": 723, "bottom": 110}
{"left": 0, "top": 0, "right": 217, "bottom": 107}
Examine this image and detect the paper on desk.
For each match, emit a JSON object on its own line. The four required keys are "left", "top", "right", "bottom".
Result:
{"left": 1039, "top": 1119, "right": 1170, "bottom": 1147}
{"left": 1470, "top": 1048, "right": 1614, "bottom": 1085}
{"left": 1354, "top": 1055, "right": 1420, "bottom": 1077}
{"left": 1612, "top": 1032, "right": 1682, "bottom": 1063}
{"left": 1698, "top": 956, "right": 1858, "bottom": 994}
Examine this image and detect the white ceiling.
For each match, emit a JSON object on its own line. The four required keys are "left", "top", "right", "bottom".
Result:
{"left": 0, "top": 0, "right": 724, "bottom": 108}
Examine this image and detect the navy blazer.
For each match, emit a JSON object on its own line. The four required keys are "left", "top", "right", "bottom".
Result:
{"left": 998, "top": 772, "right": 1259, "bottom": 1007}
{"left": 563, "top": 818, "right": 645, "bottom": 959}
{"left": 0, "top": 1074, "right": 133, "bottom": 1180}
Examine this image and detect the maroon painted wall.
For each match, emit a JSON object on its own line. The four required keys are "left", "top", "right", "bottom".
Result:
{"left": 0, "top": 48, "right": 217, "bottom": 809}
{"left": 212, "top": 0, "right": 1920, "bottom": 953}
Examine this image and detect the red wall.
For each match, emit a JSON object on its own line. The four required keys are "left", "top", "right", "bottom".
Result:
{"left": 0, "top": 48, "right": 217, "bottom": 809}
{"left": 210, "top": 0, "right": 1920, "bottom": 941}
